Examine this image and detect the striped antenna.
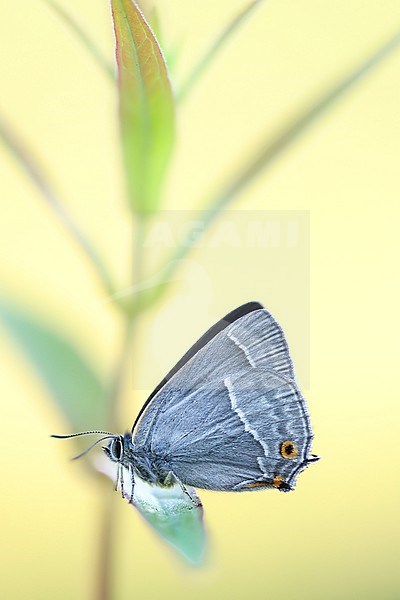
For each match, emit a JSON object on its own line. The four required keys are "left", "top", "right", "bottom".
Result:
{"left": 51, "top": 430, "right": 114, "bottom": 439}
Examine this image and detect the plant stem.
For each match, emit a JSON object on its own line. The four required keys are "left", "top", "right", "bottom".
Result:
{"left": 177, "top": 1, "right": 263, "bottom": 103}
{"left": 106, "top": 317, "right": 136, "bottom": 432}
{"left": 94, "top": 322, "right": 131, "bottom": 600}
{"left": 96, "top": 486, "right": 115, "bottom": 600}
{"left": 43, "top": 0, "right": 115, "bottom": 80}
{"left": 95, "top": 214, "right": 146, "bottom": 600}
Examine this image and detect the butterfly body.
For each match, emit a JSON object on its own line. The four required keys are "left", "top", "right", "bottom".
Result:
{"left": 105, "top": 434, "right": 173, "bottom": 486}
{"left": 102, "top": 302, "right": 318, "bottom": 499}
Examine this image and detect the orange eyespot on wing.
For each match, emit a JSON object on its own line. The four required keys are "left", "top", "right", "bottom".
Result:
{"left": 280, "top": 440, "right": 299, "bottom": 459}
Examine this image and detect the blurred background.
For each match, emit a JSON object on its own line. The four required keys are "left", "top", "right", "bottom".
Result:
{"left": 1, "top": 1, "right": 399, "bottom": 598}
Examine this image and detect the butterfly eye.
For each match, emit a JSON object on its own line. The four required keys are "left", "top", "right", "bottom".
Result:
{"left": 280, "top": 440, "right": 299, "bottom": 459}
{"left": 110, "top": 438, "right": 123, "bottom": 461}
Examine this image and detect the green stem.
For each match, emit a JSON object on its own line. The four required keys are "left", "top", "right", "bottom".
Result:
{"left": 177, "top": 1, "right": 263, "bottom": 103}
{"left": 95, "top": 214, "right": 146, "bottom": 600}
{"left": 96, "top": 486, "right": 115, "bottom": 600}
{"left": 44, "top": 0, "right": 114, "bottom": 80}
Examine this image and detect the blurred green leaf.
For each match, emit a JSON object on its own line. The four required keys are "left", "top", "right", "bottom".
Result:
{"left": 43, "top": 0, "right": 114, "bottom": 80}
{"left": 196, "top": 28, "right": 400, "bottom": 218}
{"left": 112, "top": 0, "right": 175, "bottom": 215}
{"left": 0, "top": 299, "right": 107, "bottom": 430}
{"left": 0, "top": 114, "right": 115, "bottom": 295}
{"left": 129, "top": 474, "right": 205, "bottom": 564}
{"left": 178, "top": 1, "right": 264, "bottom": 102}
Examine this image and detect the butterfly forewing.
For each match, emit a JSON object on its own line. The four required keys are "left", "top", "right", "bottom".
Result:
{"left": 131, "top": 302, "right": 263, "bottom": 433}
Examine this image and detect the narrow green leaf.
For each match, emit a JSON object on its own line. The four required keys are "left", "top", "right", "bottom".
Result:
{"left": 43, "top": 0, "right": 114, "bottom": 80}
{"left": 178, "top": 1, "right": 264, "bottom": 103}
{"left": 139, "top": 28, "right": 400, "bottom": 309}
{"left": 112, "top": 0, "right": 175, "bottom": 215}
{"left": 0, "top": 115, "right": 115, "bottom": 295}
{"left": 195, "top": 29, "right": 400, "bottom": 221}
{"left": 136, "top": 0, "right": 160, "bottom": 39}
{"left": 0, "top": 299, "right": 107, "bottom": 430}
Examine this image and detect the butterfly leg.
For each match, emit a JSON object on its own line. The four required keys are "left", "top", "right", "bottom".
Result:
{"left": 165, "top": 471, "right": 198, "bottom": 506}
{"left": 114, "top": 463, "right": 120, "bottom": 492}
{"left": 120, "top": 464, "right": 125, "bottom": 499}
{"left": 179, "top": 482, "right": 200, "bottom": 507}
{"left": 129, "top": 464, "right": 135, "bottom": 504}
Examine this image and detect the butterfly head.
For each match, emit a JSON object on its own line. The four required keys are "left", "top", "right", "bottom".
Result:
{"left": 103, "top": 435, "right": 124, "bottom": 463}
{"left": 102, "top": 432, "right": 137, "bottom": 466}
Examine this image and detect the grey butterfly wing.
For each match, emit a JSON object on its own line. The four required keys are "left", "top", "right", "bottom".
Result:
{"left": 133, "top": 307, "right": 315, "bottom": 491}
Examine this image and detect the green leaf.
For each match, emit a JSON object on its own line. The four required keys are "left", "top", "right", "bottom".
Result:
{"left": 178, "top": 0, "right": 264, "bottom": 103}
{"left": 0, "top": 298, "right": 107, "bottom": 430}
{"left": 43, "top": 0, "right": 114, "bottom": 80}
{"left": 127, "top": 472, "right": 205, "bottom": 564}
{"left": 112, "top": 0, "right": 175, "bottom": 215}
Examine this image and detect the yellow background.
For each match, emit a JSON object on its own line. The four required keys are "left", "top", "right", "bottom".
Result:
{"left": 1, "top": 1, "right": 399, "bottom": 598}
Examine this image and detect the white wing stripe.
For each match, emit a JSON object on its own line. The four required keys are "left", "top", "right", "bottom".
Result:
{"left": 224, "top": 376, "right": 269, "bottom": 464}
{"left": 227, "top": 331, "right": 256, "bottom": 367}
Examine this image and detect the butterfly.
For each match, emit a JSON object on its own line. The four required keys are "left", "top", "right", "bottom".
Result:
{"left": 53, "top": 302, "right": 318, "bottom": 561}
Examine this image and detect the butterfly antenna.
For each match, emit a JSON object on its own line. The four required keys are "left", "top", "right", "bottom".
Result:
{"left": 51, "top": 430, "right": 114, "bottom": 439}
{"left": 70, "top": 435, "right": 116, "bottom": 461}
